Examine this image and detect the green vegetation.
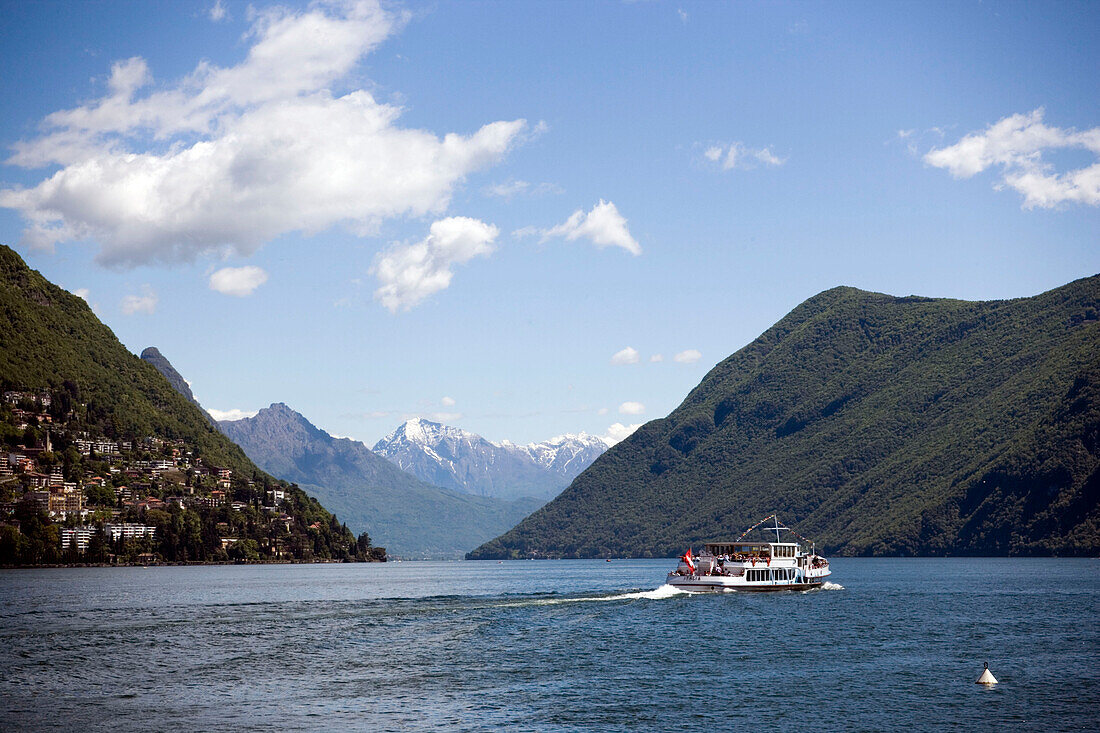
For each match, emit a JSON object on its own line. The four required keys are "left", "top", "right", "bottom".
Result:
{"left": 0, "top": 244, "right": 384, "bottom": 565}
{"left": 470, "top": 278, "right": 1100, "bottom": 559}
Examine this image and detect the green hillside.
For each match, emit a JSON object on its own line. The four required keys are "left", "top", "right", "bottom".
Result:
{"left": 470, "top": 277, "right": 1100, "bottom": 559}
{"left": 0, "top": 244, "right": 377, "bottom": 564}
{"left": 0, "top": 246, "right": 254, "bottom": 474}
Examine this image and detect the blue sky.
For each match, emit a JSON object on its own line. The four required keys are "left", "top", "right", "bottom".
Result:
{"left": 1, "top": 0, "right": 1097, "bottom": 446}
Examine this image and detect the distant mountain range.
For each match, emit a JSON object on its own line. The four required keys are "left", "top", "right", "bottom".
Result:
{"left": 219, "top": 404, "right": 542, "bottom": 558}
{"left": 471, "top": 276, "right": 1100, "bottom": 559}
{"left": 373, "top": 418, "right": 608, "bottom": 501}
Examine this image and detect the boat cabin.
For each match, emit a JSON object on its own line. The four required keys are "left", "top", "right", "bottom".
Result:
{"left": 703, "top": 541, "right": 800, "bottom": 559}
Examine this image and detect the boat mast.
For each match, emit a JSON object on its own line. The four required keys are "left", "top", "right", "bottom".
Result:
{"left": 769, "top": 514, "right": 788, "bottom": 543}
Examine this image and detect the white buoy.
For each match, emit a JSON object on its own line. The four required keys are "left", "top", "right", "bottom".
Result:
{"left": 976, "top": 662, "right": 998, "bottom": 684}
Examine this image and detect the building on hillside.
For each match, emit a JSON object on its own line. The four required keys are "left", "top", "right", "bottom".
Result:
{"left": 48, "top": 487, "right": 83, "bottom": 518}
{"left": 104, "top": 523, "right": 156, "bottom": 542}
{"left": 25, "top": 472, "right": 50, "bottom": 490}
{"left": 60, "top": 526, "right": 97, "bottom": 552}
{"left": 27, "top": 490, "right": 50, "bottom": 511}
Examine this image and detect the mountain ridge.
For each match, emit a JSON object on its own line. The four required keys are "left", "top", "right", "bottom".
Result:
{"left": 139, "top": 347, "right": 218, "bottom": 427}
{"left": 373, "top": 417, "right": 608, "bottom": 501}
{"left": 470, "top": 276, "right": 1100, "bottom": 559}
{"left": 220, "top": 404, "right": 543, "bottom": 557}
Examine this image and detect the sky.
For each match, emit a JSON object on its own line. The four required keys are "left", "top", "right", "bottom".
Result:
{"left": 1, "top": 0, "right": 1097, "bottom": 447}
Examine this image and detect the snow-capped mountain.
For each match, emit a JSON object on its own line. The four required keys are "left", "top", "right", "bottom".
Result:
{"left": 373, "top": 418, "right": 609, "bottom": 501}
{"left": 502, "top": 433, "right": 611, "bottom": 484}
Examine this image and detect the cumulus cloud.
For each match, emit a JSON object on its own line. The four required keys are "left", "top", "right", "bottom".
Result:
{"left": 674, "top": 349, "right": 702, "bottom": 364}
{"left": 619, "top": 401, "right": 645, "bottom": 415}
{"left": 602, "top": 422, "right": 642, "bottom": 446}
{"left": 372, "top": 216, "right": 499, "bottom": 312}
{"left": 121, "top": 285, "right": 157, "bottom": 315}
{"left": 209, "top": 265, "right": 269, "bottom": 296}
{"left": 208, "top": 408, "right": 258, "bottom": 421}
{"left": 0, "top": 0, "right": 527, "bottom": 266}
{"left": 705, "top": 142, "right": 787, "bottom": 170}
{"left": 924, "top": 109, "right": 1100, "bottom": 209}
{"left": 541, "top": 200, "right": 641, "bottom": 256}
{"left": 610, "top": 346, "right": 640, "bottom": 365}
{"left": 71, "top": 288, "right": 90, "bottom": 301}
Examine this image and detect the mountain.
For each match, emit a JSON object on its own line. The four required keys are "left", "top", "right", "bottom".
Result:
{"left": 0, "top": 245, "right": 254, "bottom": 476}
{"left": 220, "top": 404, "right": 543, "bottom": 558}
{"left": 373, "top": 418, "right": 608, "bottom": 501}
{"left": 470, "top": 277, "right": 1100, "bottom": 559}
{"left": 139, "top": 347, "right": 217, "bottom": 427}
{"left": 505, "top": 433, "right": 612, "bottom": 484}
{"left": 0, "top": 244, "right": 370, "bottom": 563}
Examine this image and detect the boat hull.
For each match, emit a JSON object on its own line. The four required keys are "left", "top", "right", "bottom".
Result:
{"left": 667, "top": 577, "right": 824, "bottom": 593}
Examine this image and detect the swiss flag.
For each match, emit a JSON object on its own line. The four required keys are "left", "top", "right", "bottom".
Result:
{"left": 682, "top": 548, "right": 696, "bottom": 573}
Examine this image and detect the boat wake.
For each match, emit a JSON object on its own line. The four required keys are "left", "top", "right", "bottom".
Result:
{"left": 601, "top": 584, "right": 688, "bottom": 601}
{"left": 496, "top": 584, "right": 688, "bottom": 608}
{"left": 818, "top": 581, "right": 844, "bottom": 591}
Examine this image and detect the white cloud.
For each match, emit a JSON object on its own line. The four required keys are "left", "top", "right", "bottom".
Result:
{"left": 486, "top": 180, "right": 530, "bottom": 198}
{"left": 208, "top": 407, "right": 258, "bottom": 421}
{"left": 209, "top": 265, "right": 269, "bottom": 296}
{"left": 704, "top": 142, "right": 787, "bottom": 170}
{"left": 541, "top": 200, "right": 641, "bottom": 256}
{"left": 610, "top": 346, "right": 640, "bottom": 365}
{"left": 485, "top": 179, "right": 563, "bottom": 199}
{"left": 71, "top": 288, "right": 90, "bottom": 301}
{"left": 372, "top": 216, "right": 499, "bottom": 312}
{"left": 209, "top": 0, "right": 228, "bottom": 22}
{"left": 677, "top": 7, "right": 688, "bottom": 24}
{"left": 673, "top": 349, "right": 702, "bottom": 364}
{"left": 649, "top": 353, "right": 664, "bottom": 362}
{"left": 924, "top": 109, "right": 1100, "bottom": 208}
{"left": 441, "top": 396, "right": 456, "bottom": 407}
{"left": 121, "top": 285, "right": 157, "bottom": 315}
{"left": 597, "top": 407, "right": 609, "bottom": 416}
{"left": 0, "top": 1, "right": 527, "bottom": 266}
{"left": 619, "top": 401, "right": 645, "bottom": 415}
{"left": 602, "top": 422, "right": 642, "bottom": 446}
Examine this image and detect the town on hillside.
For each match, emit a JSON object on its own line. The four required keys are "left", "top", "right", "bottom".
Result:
{"left": 0, "top": 386, "right": 385, "bottom": 566}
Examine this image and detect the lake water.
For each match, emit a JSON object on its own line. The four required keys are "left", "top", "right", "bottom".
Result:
{"left": 1, "top": 558, "right": 1097, "bottom": 731}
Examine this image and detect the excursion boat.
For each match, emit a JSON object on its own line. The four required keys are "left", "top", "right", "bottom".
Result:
{"left": 667, "top": 515, "right": 831, "bottom": 592}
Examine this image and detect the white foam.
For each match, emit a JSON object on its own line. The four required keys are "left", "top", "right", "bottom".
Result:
{"left": 496, "top": 584, "right": 687, "bottom": 608}
{"left": 601, "top": 584, "right": 688, "bottom": 601}
{"left": 819, "top": 581, "right": 844, "bottom": 591}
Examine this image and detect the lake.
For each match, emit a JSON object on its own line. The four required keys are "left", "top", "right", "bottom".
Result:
{"left": 1, "top": 558, "right": 1097, "bottom": 731}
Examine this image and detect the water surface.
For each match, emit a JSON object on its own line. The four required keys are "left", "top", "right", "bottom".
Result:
{"left": 2, "top": 558, "right": 1096, "bottom": 731}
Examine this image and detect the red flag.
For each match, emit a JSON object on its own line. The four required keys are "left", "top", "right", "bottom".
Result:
{"left": 682, "top": 548, "right": 695, "bottom": 574}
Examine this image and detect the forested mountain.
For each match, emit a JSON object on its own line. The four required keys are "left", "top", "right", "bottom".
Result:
{"left": 470, "top": 277, "right": 1100, "bottom": 559}
{"left": 373, "top": 418, "right": 607, "bottom": 500}
{"left": 0, "top": 245, "right": 375, "bottom": 564}
{"left": 140, "top": 347, "right": 217, "bottom": 427}
{"left": 221, "top": 405, "right": 543, "bottom": 557}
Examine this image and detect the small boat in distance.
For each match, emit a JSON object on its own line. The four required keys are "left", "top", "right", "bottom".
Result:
{"left": 667, "top": 515, "right": 831, "bottom": 592}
